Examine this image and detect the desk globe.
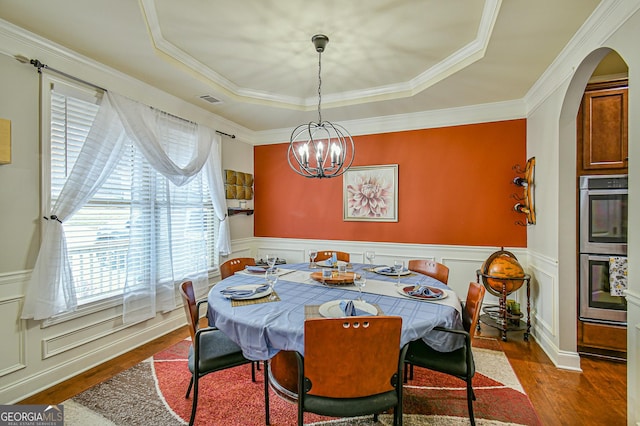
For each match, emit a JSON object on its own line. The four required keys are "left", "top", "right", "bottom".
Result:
{"left": 480, "top": 249, "right": 526, "bottom": 296}
{"left": 477, "top": 248, "right": 531, "bottom": 341}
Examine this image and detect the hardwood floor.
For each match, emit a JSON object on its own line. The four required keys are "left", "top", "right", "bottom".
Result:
{"left": 477, "top": 326, "right": 627, "bottom": 426}
{"left": 20, "top": 324, "right": 627, "bottom": 425}
{"left": 19, "top": 326, "right": 190, "bottom": 406}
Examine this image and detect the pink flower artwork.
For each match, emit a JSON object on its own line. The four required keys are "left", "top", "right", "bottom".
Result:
{"left": 346, "top": 173, "right": 393, "bottom": 218}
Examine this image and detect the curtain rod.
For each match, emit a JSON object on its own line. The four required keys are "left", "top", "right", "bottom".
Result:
{"left": 20, "top": 56, "right": 236, "bottom": 139}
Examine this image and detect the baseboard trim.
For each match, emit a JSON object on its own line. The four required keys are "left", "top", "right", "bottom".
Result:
{"left": 533, "top": 322, "right": 582, "bottom": 372}
{"left": 3, "top": 311, "right": 185, "bottom": 404}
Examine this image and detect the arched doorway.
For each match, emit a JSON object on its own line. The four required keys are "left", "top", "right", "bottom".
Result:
{"left": 557, "top": 47, "right": 629, "bottom": 361}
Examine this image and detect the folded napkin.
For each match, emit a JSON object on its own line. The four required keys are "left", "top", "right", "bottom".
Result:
{"left": 339, "top": 300, "right": 372, "bottom": 316}
{"left": 245, "top": 265, "right": 267, "bottom": 273}
{"left": 221, "top": 284, "right": 270, "bottom": 298}
{"left": 377, "top": 266, "right": 404, "bottom": 274}
{"left": 408, "top": 285, "right": 437, "bottom": 297}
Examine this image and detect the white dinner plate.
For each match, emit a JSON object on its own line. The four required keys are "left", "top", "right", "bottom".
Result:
{"left": 373, "top": 266, "right": 412, "bottom": 276}
{"left": 222, "top": 284, "right": 273, "bottom": 300}
{"left": 318, "top": 300, "right": 378, "bottom": 318}
{"left": 397, "top": 285, "right": 447, "bottom": 301}
{"left": 315, "top": 260, "right": 349, "bottom": 268}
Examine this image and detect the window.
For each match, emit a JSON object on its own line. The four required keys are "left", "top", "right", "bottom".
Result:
{"left": 48, "top": 80, "right": 218, "bottom": 305}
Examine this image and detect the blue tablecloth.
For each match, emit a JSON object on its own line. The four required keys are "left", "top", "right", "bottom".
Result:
{"left": 207, "top": 262, "right": 464, "bottom": 361}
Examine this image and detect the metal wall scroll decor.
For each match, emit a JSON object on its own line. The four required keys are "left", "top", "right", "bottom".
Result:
{"left": 512, "top": 157, "right": 536, "bottom": 226}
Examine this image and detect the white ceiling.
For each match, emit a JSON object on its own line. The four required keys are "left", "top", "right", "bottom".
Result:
{"left": 0, "top": 0, "right": 602, "bottom": 135}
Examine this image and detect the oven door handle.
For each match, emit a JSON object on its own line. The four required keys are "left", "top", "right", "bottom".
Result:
{"left": 583, "top": 189, "right": 628, "bottom": 196}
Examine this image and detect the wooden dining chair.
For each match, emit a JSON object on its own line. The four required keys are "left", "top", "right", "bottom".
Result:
{"left": 404, "top": 281, "right": 486, "bottom": 426}
{"left": 220, "top": 257, "right": 256, "bottom": 279}
{"left": 294, "top": 316, "right": 408, "bottom": 426}
{"left": 314, "top": 250, "right": 350, "bottom": 262}
{"left": 219, "top": 257, "right": 263, "bottom": 382}
{"left": 179, "top": 281, "right": 269, "bottom": 426}
{"left": 404, "top": 259, "right": 451, "bottom": 385}
{"left": 408, "top": 259, "right": 449, "bottom": 284}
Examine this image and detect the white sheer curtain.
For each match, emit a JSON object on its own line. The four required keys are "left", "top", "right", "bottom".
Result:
{"left": 205, "top": 132, "right": 232, "bottom": 256}
{"left": 22, "top": 94, "right": 128, "bottom": 319}
{"left": 22, "top": 91, "right": 230, "bottom": 323}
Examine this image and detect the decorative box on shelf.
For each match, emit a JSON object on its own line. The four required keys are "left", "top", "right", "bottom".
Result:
{"left": 227, "top": 208, "right": 254, "bottom": 216}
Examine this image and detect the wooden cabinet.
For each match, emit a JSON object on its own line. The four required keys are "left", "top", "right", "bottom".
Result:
{"left": 576, "top": 79, "right": 628, "bottom": 362}
{"left": 577, "top": 320, "right": 626, "bottom": 360}
{"left": 578, "top": 79, "right": 628, "bottom": 175}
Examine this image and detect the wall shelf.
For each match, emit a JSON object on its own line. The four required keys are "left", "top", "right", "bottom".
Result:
{"left": 228, "top": 208, "right": 254, "bottom": 216}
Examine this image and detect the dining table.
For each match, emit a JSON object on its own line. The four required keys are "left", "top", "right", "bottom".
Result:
{"left": 207, "top": 261, "right": 464, "bottom": 399}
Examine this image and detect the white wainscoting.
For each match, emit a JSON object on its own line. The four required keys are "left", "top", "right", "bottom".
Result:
{"left": 625, "top": 289, "right": 640, "bottom": 424}
{"left": 0, "top": 270, "right": 186, "bottom": 404}
{"left": 230, "top": 237, "right": 529, "bottom": 309}
{"left": 1, "top": 237, "right": 576, "bottom": 405}
{"left": 527, "top": 249, "right": 581, "bottom": 371}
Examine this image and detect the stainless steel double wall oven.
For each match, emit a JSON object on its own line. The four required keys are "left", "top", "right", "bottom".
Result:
{"left": 579, "top": 174, "right": 628, "bottom": 324}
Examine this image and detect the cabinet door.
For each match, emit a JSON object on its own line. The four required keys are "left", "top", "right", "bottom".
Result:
{"left": 582, "top": 87, "right": 628, "bottom": 171}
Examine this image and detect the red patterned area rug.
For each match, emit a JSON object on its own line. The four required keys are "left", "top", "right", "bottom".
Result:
{"left": 65, "top": 336, "right": 541, "bottom": 425}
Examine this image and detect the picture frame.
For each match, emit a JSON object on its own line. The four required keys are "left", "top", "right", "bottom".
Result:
{"left": 343, "top": 164, "right": 398, "bottom": 222}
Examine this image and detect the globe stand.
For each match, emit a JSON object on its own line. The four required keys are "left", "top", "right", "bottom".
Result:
{"left": 476, "top": 269, "right": 531, "bottom": 342}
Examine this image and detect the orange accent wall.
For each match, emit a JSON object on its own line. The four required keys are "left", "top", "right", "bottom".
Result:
{"left": 254, "top": 119, "right": 527, "bottom": 247}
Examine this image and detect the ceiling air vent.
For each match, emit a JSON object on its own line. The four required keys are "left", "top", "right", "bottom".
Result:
{"left": 199, "top": 94, "right": 222, "bottom": 104}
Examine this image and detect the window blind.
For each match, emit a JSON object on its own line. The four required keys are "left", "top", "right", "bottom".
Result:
{"left": 50, "top": 89, "right": 218, "bottom": 305}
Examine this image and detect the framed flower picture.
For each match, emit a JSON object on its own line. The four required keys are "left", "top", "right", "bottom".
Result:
{"left": 343, "top": 164, "right": 398, "bottom": 222}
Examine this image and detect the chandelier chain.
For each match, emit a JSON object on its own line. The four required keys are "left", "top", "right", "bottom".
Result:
{"left": 317, "top": 50, "right": 322, "bottom": 123}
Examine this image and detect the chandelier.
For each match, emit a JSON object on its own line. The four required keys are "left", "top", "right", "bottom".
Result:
{"left": 288, "top": 34, "right": 355, "bottom": 178}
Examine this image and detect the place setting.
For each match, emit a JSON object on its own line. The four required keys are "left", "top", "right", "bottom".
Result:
{"left": 306, "top": 274, "right": 383, "bottom": 318}
{"left": 363, "top": 257, "right": 414, "bottom": 277}
{"left": 397, "top": 284, "right": 447, "bottom": 301}
{"left": 221, "top": 269, "right": 281, "bottom": 306}
{"left": 237, "top": 253, "right": 295, "bottom": 277}
{"left": 308, "top": 250, "right": 353, "bottom": 270}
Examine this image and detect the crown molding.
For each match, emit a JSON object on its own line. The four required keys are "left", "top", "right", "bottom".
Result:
{"left": 524, "top": 0, "right": 639, "bottom": 114}
{"left": 140, "top": 0, "right": 501, "bottom": 111}
{"left": 0, "top": 18, "right": 250, "bottom": 141}
{"left": 1, "top": 14, "right": 524, "bottom": 148}
{"left": 252, "top": 98, "right": 526, "bottom": 145}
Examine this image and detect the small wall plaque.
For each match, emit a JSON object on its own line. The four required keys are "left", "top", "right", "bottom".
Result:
{"left": 0, "top": 118, "right": 10, "bottom": 165}
{"left": 224, "top": 169, "right": 254, "bottom": 200}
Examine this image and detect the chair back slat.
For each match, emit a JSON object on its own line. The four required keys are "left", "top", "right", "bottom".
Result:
{"left": 303, "top": 316, "right": 401, "bottom": 398}
{"left": 462, "top": 281, "right": 486, "bottom": 338}
{"left": 179, "top": 280, "right": 198, "bottom": 342}
{"left": 407, "top": 259, "right": 449, "bottom": 284}
{"left": 220, "top": 257, "right": 256, "bottom": 279}
{"left": 314, "top": 251, "right": 350, "bottom": 262}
